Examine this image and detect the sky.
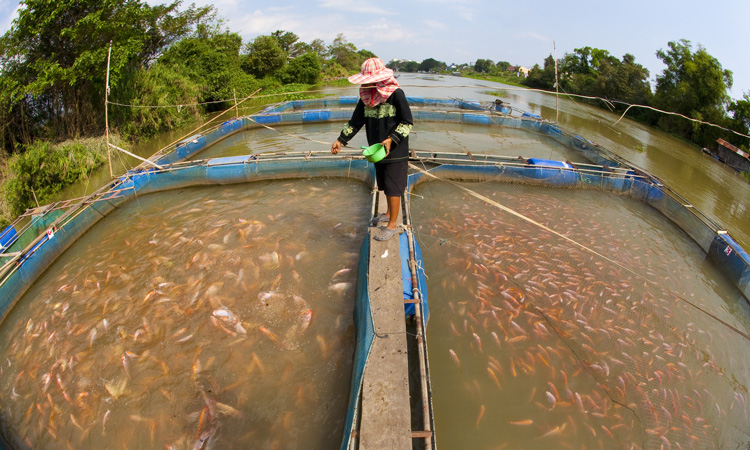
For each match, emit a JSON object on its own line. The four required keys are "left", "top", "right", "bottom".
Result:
{"left": 0, "top": 0, "right": 748, "bottom": 100}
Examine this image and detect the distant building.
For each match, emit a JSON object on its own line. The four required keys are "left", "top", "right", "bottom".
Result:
{"left": 517, "top": 66, "right": 530, "bottom": 78}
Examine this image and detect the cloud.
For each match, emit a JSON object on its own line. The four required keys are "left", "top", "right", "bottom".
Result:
{"left": 423, "top": 19, "right": 447, "bottom": 30}
{"left": 458, "top": 10, "right": 474, "bottom": 21}
{"left": 318, "top": 0, "right": 393, "bottom": 15}
{"left": 230, "top": 9, "right": 304, "bottom": 36}
{"left": 350, "top": 19, "right": 418, "bottom": 44}
{"left": 516, "top": 31, "right": 551, "bottom": 43}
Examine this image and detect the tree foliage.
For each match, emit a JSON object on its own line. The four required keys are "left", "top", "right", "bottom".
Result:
{"left": 651, "top": 39, "right": 733, "bottom": 146}
{"left": 280, "top": 53, "right": 322, "bottom": 85}
{"left": 328, "top": 34, "right": 359, "bottom": 71}
{"left": 4, "top": 138, "right": 107, "bottom": 216}
{"left": 419, "top": 58, "right": 446, "bottom": 73}
{"left": 242, "top": 34, "right": 287, "bottom": 78}
{"left": 474, "top": 59, "right": 494, "bottom": 73}
{"left": 525, "top": 56, "right": 556, "bottom": 89}
{"left": 728, "top": 93, "right": 750, "bottom": 149}
{"left": 0, "top": 0, "right": 214, "bottom": 152}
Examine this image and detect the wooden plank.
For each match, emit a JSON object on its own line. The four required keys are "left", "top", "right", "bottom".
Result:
{"left": 359, "top": 223, "right": 411, "bottom": 450}
{"left": 411, "top": 431, "right": 434, "bottom": 438}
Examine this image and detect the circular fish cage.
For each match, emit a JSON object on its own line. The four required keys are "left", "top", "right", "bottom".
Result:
{"left": 0, "top": 96, "right": 748, "bottom": 450}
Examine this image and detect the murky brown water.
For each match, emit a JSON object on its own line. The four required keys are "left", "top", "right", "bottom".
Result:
{"left": 57, "top": 74, "right": 750, "bottom": 250}
{"left": 412, "top": 180, "right": 750, "bottom": 449}
{"left": 189, "top": 121, "right": 585, "bottom": 164}
{"left": 0, "top": 178, "right": 369, "bottom": 449}
{"left": 179, "top": 74, "right": 750, "bottom": 250}
{"left": 16, "top": 74, "right": 750, "bottom": 449}
{"left": 399, "top": 74, "right": 750, "bottom": 250}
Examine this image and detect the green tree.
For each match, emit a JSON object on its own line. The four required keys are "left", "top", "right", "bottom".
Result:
{"left": 0, "top": 0, "right": 214, "bottom": 153}
{"left": 419, "top": 58, "right": 446, "bottom": 73}
{"left": 328, "top": 34, "right": 358, "bottom": 70}
{"left": 242, "top": 34, "right": 287, "bottom": 78}
{"left": 271, "top": 30, "right": 299, "bottom": 53}
{"left": 157, "top": 30, "right": 256, "bottom": 110}
{"left": 652, "top": 39, "right": 732, "bottom": 145}
{"left": 525, "top": 55, "right": 556, "bottom": 90}
{"left": 728, "top": 93, "right": 750, "bottom": 149}
{"left": 280, "top": 52, "right": 322, "bottom": 84}
{"left": 474, "top": 59, "right": 494, "bottom": 73}
{"left": 309, "top": 38, "right": 327, "bottom": 59}
{"left": 357, "top": 49, "right": 377, "bottom": 64}
{"left": 584, "top": 53, "right": 651, "bottom": 106}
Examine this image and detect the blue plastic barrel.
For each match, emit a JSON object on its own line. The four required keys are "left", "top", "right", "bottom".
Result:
{"left": 0, "top": 225, "right": 16, "bottom": 251}
{"left": 526, "top": 158, "right": 577, "bottom": 185}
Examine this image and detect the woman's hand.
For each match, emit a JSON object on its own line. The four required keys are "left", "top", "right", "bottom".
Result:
{"left": 381, "top": 138, "right": 392, "bottom": 157}
{"left": 331, "top": 140, "right": 341, "bottom": 154}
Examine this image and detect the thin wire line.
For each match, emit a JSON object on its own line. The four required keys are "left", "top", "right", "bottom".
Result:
{"left": 106, "top": 80, "right": 749, "bottom": 142}
{"left": 106, "top": 86, "right": 356, "bottom": 109}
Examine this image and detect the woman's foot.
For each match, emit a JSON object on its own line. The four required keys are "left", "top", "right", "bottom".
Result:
{"left": 371, "top": 213, "right": 389, "bottom": 227}
{"left": 374, "top": 227, "right": 399, "bottom": 241}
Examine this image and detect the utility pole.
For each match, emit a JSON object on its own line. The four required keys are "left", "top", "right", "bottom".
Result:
{"left": 554, "top": 41, "right": 559, "bottom": 123}
{"left": 233, "top": 88, "right": 239, "bottom": 118}
{"left": 105, "top": 41, "right": 113, "bottom": 178}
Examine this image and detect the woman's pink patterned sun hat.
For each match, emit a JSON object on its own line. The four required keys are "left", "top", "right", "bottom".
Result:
{"left": 348, "top": 57, "right": 394, "bottom": 84}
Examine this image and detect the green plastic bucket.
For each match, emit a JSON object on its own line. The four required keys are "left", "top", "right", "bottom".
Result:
{"left": 361, "top": 143, "right": 386, "bottom": 163}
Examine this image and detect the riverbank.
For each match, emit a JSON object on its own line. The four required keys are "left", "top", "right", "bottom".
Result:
{"left": 0, "top": 137, "right": 113, "bottom": 229}
{"left": 462, "top": 73, "right": 527, "bottom": 88}
{"left": 0, "top": 81, "right": 350, "bottom": 229}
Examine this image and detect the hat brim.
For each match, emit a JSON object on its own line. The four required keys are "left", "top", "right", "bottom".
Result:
{"left": 348, "top": 68, "right": 394, "bottom": 84}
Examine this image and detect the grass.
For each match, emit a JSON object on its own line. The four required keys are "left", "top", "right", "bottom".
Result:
{"left": 464, "top": 73, "right": 528, "bottom": 89}
{"left": 1, "top": 137, "right": 111, "bottom": 220}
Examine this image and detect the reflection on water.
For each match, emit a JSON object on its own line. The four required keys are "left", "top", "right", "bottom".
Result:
{"left": 0, "top": 178, "right": 369, "bottom": 449}
{"left": 413, "top": 180, "right": 750, "bottom": 449}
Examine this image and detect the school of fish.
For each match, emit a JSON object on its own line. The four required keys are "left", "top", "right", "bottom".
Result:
{"left": 415, "top": 180, "right": 750, "bottom": 450}
{"left": 0, "top": 179, "right": 369, "bottom": 449}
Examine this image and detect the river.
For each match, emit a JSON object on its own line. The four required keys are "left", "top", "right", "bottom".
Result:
{"left": 61, "top": 74, "right": 750, "bottom": 250}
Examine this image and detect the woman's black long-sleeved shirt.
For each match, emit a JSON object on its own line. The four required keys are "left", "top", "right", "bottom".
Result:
{"left": 336, "top": 88, "right": 413, "bottom": 163}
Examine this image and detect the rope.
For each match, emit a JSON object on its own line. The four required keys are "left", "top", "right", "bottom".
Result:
{"left": 612, "top": 102, "right": 750, "bottom": 141}
{"left": 408, "top": 163, "right": 750, "bottom": 342}
{"left": 142, "top": 88, "right": 263, "bottom": 166}
{"left": 105, "top": 78, "right": 749, "bottom": 144}
{"left": 246, "top": 117, "right": 332, "bottom": 146}
{"left": 106, "top": 86, "right": 356, "bottom": 109}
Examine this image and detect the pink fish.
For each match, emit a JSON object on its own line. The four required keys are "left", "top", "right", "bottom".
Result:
{"left": 448, "top": 349, "right": 461, "bottom": 367}
{"left": 300, "top": 309, "right": 312, "bottom": 334}
{"left": 122, "top": 353, "right": 131, "bottom": 378}
{"left": 545, "top": 391, "right": 556, "bottom": 409}
{"left": 472, "top": 333, "right": 483, "bottom": 353}
{"left": 259, "top": 326, "right": 280, "bottom": 345}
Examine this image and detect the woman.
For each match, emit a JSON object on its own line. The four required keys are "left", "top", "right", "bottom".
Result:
{"left": 331, "top": 57, "right": 413, "bottom": 241}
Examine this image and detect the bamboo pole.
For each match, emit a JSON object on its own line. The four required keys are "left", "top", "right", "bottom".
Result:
{"left": 143, "top": 87, "right": 263, "bottom": 167}
{"left": 31, "top": 187, "right": 40, "bottom": 208}
{"left": 554, "top": 41, "right": 559, "bottom": 123}
{"left": 233, "top": 88, "right": 239, "bottom": 118}
{"left": 105, "top": 41, "right": 113, "bottom": 178}
{"left": 107, "top": 143, "right": 164, "bottom": 169}
{"left": 403, "top": 195, "right": 434, "bottom": 449}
